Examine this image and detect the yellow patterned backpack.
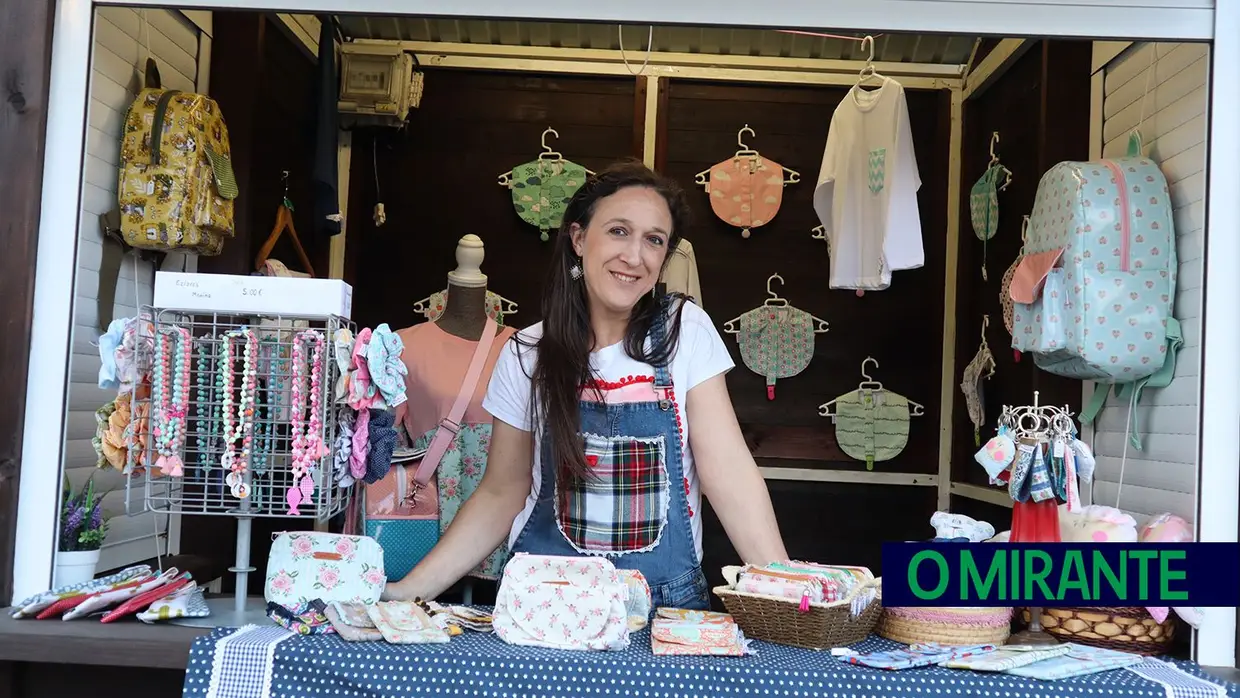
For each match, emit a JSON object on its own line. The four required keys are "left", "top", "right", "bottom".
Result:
{"left": 116, "top": 60, "right": 237, "bottom": 254}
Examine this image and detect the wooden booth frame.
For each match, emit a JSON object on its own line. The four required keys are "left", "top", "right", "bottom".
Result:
{"left": 10, "top": 0, "right": 1238, "bottom": 669}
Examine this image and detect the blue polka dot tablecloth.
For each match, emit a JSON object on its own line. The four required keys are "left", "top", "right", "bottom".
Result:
{"left": 182, "top": 626, "right": 1240, "bottom": 698}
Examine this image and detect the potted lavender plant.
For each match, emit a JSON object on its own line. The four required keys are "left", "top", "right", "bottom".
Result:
{"left": 54, "top": 476, "right": 109, "bottom": 586}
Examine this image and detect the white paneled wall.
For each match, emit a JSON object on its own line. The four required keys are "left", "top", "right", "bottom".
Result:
{"left": 1090, "top": 42, "right": 1208, "bottom": 524}
{"left": 67, "top": 8, "right": 206, "bottom": 570}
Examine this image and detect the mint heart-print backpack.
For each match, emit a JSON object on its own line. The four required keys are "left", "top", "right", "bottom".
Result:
{"left": 1009, "top": 137, "right": 1176, "bottom": 385}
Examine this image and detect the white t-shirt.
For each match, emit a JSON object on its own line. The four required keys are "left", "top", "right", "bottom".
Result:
{"left": 481, "top": 300, "right": 734, "bottom": 562}
{"left": 813, "top": 77, "right": 924, "bottom": 290}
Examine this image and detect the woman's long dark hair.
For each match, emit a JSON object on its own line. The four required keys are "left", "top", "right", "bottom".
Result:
{"left": 515, "top": 159, "right": 692, "bottom": 485}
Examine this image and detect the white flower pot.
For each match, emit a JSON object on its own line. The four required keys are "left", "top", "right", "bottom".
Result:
{"left": 54, "top": 549, "right": 101, "bottom": 587}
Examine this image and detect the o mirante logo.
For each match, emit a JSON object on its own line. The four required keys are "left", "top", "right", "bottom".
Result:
{"left": 880, "top": 542, "right": 1240, "bottom": 607}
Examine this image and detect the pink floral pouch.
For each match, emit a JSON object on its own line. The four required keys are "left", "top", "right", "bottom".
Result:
{"left": 264, "top": 531, "right": 387, "bottom": 609}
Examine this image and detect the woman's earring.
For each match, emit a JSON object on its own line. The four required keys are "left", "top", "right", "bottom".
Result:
{"left": 569, "top": 263, "right": 583, "bottom": 281}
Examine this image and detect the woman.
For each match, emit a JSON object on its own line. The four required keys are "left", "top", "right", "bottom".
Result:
{"left": 384, "top": 160, "right": 788, "bottom": 609}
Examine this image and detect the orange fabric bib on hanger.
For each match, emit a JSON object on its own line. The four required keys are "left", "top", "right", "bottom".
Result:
{"left": 707, "top": 156, "right": 786, "bottom": 238}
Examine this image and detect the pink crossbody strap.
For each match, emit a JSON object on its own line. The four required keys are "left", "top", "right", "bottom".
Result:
{"left": 413, "top": 317, "right": 499, "bottom": 487}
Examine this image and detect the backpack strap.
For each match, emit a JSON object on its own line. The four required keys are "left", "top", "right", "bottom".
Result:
{"left": 412, "top": 317, "right": 500, "bottom": 488}
{"left": 1079, "top": 317, "right": 1183, "bottom": 452}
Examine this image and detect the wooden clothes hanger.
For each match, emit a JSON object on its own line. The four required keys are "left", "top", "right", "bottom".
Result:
{"left": 722, "top": 273, "right": 829, "bottom": 334}
{"left": 695, "top": 125, "right": 801, "bottom": 186}
{"left": 818, "top": 356, "right": 926, "bottom": 417}
{"left": 255, "top": 171, "right": 315, "bottom": 277}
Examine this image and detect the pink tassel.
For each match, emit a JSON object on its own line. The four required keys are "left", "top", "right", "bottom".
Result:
{"left": 154, "top": 455, "right": 168, "bottom": 475}
{"left": 165, "top": 456, "right": 184, "bottom": 477}
{"left": 286, "top": 486, "right": 302, "bottom": 516}
{"left": 799, "top": 591, "right": 811, "bottom": 613}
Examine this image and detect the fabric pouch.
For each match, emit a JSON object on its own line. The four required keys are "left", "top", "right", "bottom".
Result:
{"left": 651, "top": 614, "right": 751, "bottom": 656}
{"left": 493, "top": 553, "right": 630, "bottom": 651}
{"left": 734, "top": 569, "right": 835, "bottom": 605}
{"left": 1072, "top": 439, "right": 1096, "bottom": 482}
{"left": 366, "top": 601, "right": 451, "bottom": 645}
{"left": 620, "top": 570, "right": 653, "bottom": 631}
{"left": 930, "top": 512, "right": 996, "bottom": 542}
{"left": 62, "top": 568, "right": 180, "bottom": 620}
{"left": 941, "top": 643, "right": 1071, "bottom": 671}
{"left": 840, "top": 643, "right": 999, "bottom": 670}
{"left": 324, "top": 602, "right": 384, "bottom": 642}
{"left": 10, "top": 565, "right": 152, "bottom": 619}
{"left": 267, "top": 599, "right": 336, "bottom": 635}
{"left": 264, "top": 531, "right": 386, "bottom": 609}
{"left": 137, "top": 583, "right": 210, "bottom": 623}
{"left": 975, "top": 433, "right": 1016, "bottom": 480}
{"left": 1005, "top": 644, "right": 1141, "bottom": 680}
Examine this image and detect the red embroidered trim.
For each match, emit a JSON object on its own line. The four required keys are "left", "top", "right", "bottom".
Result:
{"left": 581, "top": 374, "right": 655, "bottom": 391}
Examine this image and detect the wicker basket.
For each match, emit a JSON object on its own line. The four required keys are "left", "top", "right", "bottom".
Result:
{"left": 877, "top": 606, "right": 1014, "bottom": 646}
{"left": 713, "top": 568, "right": 883, "bottom": 650}
{"left": 1019, "top": 607, "right": 1175, "bottom": 655}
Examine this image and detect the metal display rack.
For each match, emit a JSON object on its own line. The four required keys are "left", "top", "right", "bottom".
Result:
{"left": 129, "top": 306, "right": 356, "bottom": 627}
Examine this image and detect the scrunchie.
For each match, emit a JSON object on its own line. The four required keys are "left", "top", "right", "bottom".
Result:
{"left": 115, "top": 317, "right": 152, "bottom": 395}
{"left": 348, "top": 328, "right": 382, "bottom": 410}
{"left": 334, "top": 408, "right": 355, "bottom": 488}
{"left": 364, "top": 408, "right": 397, "bottom": 485}
{"left": 97, "top": 318, "right": 128, "bottom": 390}
{"left": 333, "top": 328, "right": 354, "bottom": 403}
{"left": 365, "top": 324, "right": 408, "bottom": 408}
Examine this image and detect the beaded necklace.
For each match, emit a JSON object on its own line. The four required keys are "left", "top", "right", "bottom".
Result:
{"left": 152, "top": 325, "right": 192, "bottom": 477}
{"left": 287, "top": 329, "right": 327, "bottom": 516}
{"left": 194, "top": 333, "right": 215, "bottom": 475}
{"left": 221, "top": 328, "right": 259, "bottom": 499}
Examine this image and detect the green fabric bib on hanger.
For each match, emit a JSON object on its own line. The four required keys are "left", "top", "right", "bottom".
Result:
{"left": 834, "top": 390, "right": 911, "bottom": 470}
{"left": 509, "top": 159, "right": 588, "bottom": 241}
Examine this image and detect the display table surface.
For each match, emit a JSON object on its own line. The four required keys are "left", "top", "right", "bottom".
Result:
{"left": 182, "top": 625, "right": 1240, "bottom": 698}
{"left": 0, "top": 608, "right": 210, "bottom": 670}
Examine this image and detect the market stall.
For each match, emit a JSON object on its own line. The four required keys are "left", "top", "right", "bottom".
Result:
{"left": 2, "top": 2, "right": 1237, "bottom": 697}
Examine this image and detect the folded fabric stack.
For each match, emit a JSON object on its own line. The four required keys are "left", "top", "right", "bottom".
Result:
{"left": 651, "top": 608, "right": 753, "bottom": 656}
{"left": 839, "top": 641, "right": 1145, "bottom": 680}
{"left": 10, "top": 565, "right": 208, "bottom": 623}
{"left": 734, "top": 561, "right": 872, "bottom": 612}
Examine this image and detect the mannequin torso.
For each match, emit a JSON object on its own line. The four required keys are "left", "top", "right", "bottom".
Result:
{"left": 435, "top": 283, "right": 490, "bottom": 341}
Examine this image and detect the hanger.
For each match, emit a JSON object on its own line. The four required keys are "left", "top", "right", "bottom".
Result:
{"left": 856, "top": 36, "right": 886, "bottom": 88}
{"left": 498, "top": 127, "right": 595, "bottom": 187}
{"left": 723, "top": 274, "right": 830, "bottom": 334}
{"left": 538, "top": 127, "right": 563, "bottom": 162}
{"left": 412, "top": 289, "right": 519, "bottom": 319}
{"left": 987, "top": 132, "right": 1014, "bottom": 191}
{"left": 254, "top": 170, "right": 315, "bottom": 277}
{"left": 695, "top": 124, "right": 801, "bottom": 186}
{"left": 818, "top": 356, "right": 926, "bottom": 418}
{"left": 811, "top": 225, "right": 827, "bottom": 241}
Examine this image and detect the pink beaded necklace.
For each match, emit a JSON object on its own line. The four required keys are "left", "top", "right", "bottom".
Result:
{"left": 287, "top": 329, "right": 328, "bottom": 515}
{"left": 152, "top": 325, "right": 191, "bottom": 477}
{"left": 221, "top": 328, "right": 258, "bottom": 499}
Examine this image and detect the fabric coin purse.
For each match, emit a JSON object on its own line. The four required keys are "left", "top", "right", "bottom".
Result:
{"left": 975, "top": 432, "right": 1016, "bottom": 480}
{"left": 493, "top": 553, "right": 630, "bottom": 652}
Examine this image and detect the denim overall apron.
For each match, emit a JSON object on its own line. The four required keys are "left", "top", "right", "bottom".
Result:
{"left": 509, "top": 301, "right": 710, "bottom": 610}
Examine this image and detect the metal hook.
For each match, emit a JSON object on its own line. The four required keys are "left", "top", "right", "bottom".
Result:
{"left": 541, "top": 127, "right": 559, "bottom": 153}
{"left": 981, "top": 314, "right": 990, "bottom": 341}
{"left": 860, "top": 356, "right": 878, "bottom": 382}
{"left": 989, "top": 132, "right": 1000, "bottom": 163}
{"left": 281, "top": 170, "right": 289, "bottom": 194}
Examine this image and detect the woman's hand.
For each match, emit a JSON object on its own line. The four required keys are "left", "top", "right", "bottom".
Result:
{"left": 383, "top": 419, "right": 534, "bottom": 602}
{"left": 686, "top": 373, "right": 789, "bottom": 565}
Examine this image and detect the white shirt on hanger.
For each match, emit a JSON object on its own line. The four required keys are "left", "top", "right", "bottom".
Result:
{"left": 813, "top": 76, "right": 924, "bottom": 291}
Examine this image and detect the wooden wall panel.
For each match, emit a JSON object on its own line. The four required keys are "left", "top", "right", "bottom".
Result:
{"left": 347, "top": 69, "right": 640, "bottom": 330}
{"left": 200, "top": 11, "right": 328, "bottom": 279}
{"left": 0, "top": 0, "right": 55, "bottom": 604}
{"left": 657, "top": 79, "right": 952, "bottom": 572}
{"left": 951, "top": 41, "right": 1091, "bottom": 490}
{"left": 659, "top": 81, "right": 950, "bottom": 474}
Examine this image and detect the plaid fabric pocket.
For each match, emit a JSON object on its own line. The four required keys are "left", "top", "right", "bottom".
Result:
{"left": 557, "top": 433, "right": 669, "bottom": 554}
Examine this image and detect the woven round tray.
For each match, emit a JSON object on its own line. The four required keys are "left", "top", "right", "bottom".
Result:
{"left": 878, "top": 606, "right": 1013, "bottom": 646}
{"left": 714, "top": 583, "right": 883, "bottom": 651}
{"left": 1019, "top": 607, "right": 1175, "bottom": 655}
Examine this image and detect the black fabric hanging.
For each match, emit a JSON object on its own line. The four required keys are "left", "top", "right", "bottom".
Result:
{"left": 311, "top": 15, "right": 341, "bottom": 238}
